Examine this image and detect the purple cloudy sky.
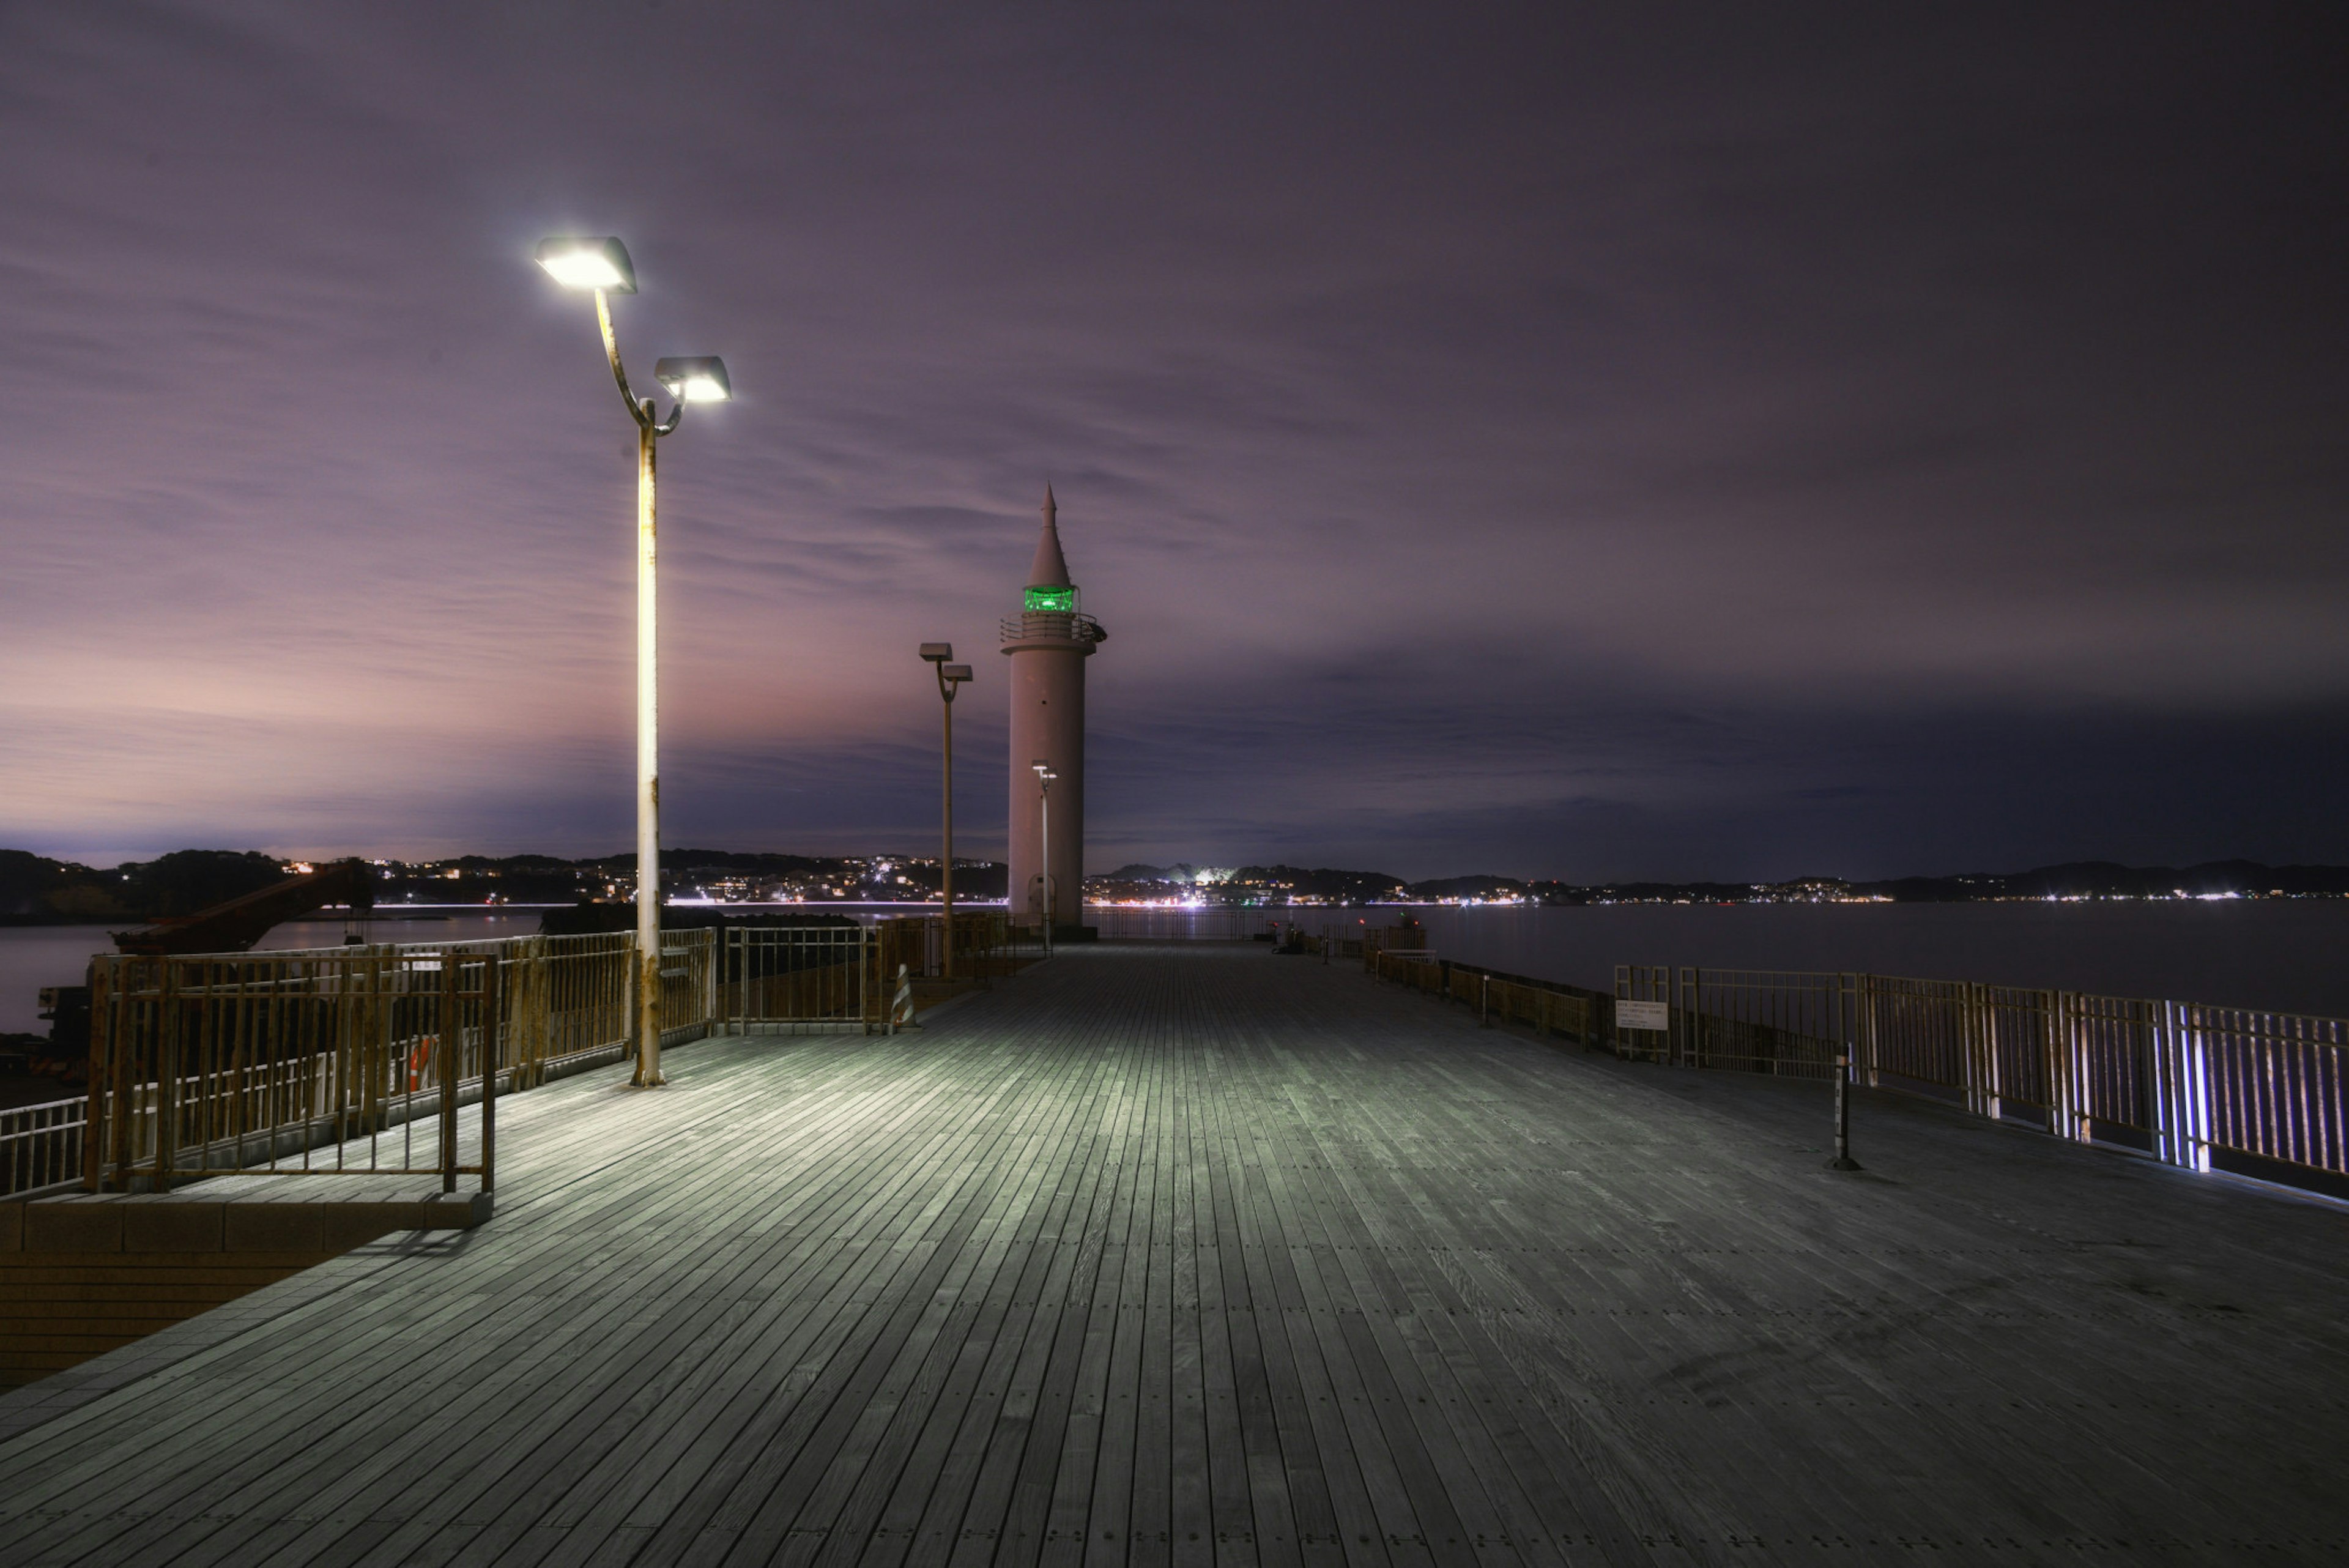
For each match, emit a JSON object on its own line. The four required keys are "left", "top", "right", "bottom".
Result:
{"left": 1, "top": 3, "right": 2343, "bottom": 880}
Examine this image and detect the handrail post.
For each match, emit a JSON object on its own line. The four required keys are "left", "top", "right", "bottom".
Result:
{"left": 481, "top": 953, "right": 499, "bottom": 1195}
{"left": 2152, "top": 998, "right": 2179, "bottom": 1166}
{"left": 1857, "top": 973, "right": 1880, "bottom": 1087}
{"left": 2159, "top": 999, "right": 2212, "bottom": 1172}
{"left": 1964, "top": 983, "right": 1982, "bottom": 1114}
{"left": 86, "top": 957, "right": 111, "bottom": 1192}
{"left": 1678, "top": 967, "right": 1695, "bottom": 1069}
{"left": 154, "top": 960, "right": 180, "bottom": 1193}
{"left": 2065, "top": 990, "right": 2089, "bottom": 1141}
{"left": 727, "top": 927, "right": 740, "bottom": 1036}
{"left": 439, "top": 953, "right": 459, "bottom": 1193}
{"left": 2041, "top": 989, "right": 2065, "bottom": 1138}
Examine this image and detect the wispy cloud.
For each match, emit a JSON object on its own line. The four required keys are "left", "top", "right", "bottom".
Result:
{"left": 1, "top": 3, "right": 2342, "bottom": 875}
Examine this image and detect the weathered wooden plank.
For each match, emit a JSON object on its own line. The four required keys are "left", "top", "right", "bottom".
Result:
{"left": 920, "top": 1030, "right": 1129, "bottom": 1568}
{"left": 60, "top": 1047, "right": 954, "bottom": 1568}
{"left": 1082, "top": 997, "right": 1165, "bottom": 1568}
{"left": 765, "top": 1021, "right": 1121, "bottom": 1566}
{"left": 1034, "top": 1009, "right": 1152, "bottom": 1568}
{"left": 128, "top": 1038, "right": 1026, "bottom": 1563}
{"left": 2, "top": 947, "right": 2347, "bottom": 1568}
{"left": 981, "top": 1028, "right": 1143, "bottom": 1568}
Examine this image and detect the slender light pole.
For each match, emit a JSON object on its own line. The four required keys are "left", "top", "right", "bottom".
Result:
{"left": 920, "top": 645, "right": 973, "bottom": 979}
{"left": 1032, "top": 760, "right": 1057, "bottom": 957}
{"left": 535, "top": 236, "right": 730, "bottom": 1088}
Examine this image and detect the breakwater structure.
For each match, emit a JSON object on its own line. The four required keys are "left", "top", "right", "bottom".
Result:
{"left": 0, "top": 929, "right": 2344, "bottom": 1559}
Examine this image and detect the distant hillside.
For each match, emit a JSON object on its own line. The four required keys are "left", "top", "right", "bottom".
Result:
{"left": 1233, "top": 866, "right": 1410, "bottom": 902}
{"left": 1406, "top": 875, "right": 1529, "bottom": 901}
{"left": 0, "top": 849, "right": 287, "bottom": 923}
{"left": 0, "top": 848, "right": 1010, "bottom": 923}
{"left": 1527, "top": 861, "right": 2349, "bottom": 904}
{"left": 6, "top": 847, "right": 2340, "bottom": 923}
{"left": 1087, "top": 864, "right": 1409, "bottom": 902}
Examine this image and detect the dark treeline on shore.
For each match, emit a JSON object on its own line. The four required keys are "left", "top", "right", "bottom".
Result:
{"left": 0, "top": 849, "right": 296, "bottom": 924}
{"left": 0, "top": 849, "right": 1011, "bottom": 924}
{"left": 5, "top": 849, "right": 2346, "bottom": 927}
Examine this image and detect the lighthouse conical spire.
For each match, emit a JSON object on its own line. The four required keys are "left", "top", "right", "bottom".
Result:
{"left": 1029, "top": 485, "right": 1072, "bottom": 589}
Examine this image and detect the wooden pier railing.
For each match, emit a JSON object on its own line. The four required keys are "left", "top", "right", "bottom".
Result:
{"left": 1367, "top": 947, "right": 1608, "bottom": 1047}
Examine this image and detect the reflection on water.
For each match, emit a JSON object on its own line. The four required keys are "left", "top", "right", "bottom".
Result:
{"left": 4, "top": 898, "right": 2344, "bottom": 1036}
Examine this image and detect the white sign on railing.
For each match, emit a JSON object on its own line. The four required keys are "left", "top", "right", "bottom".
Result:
{"left": 1616, "top": 1000, "right": 1670, "bottom": 1032}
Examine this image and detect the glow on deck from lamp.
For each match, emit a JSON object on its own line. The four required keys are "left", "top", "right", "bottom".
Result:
{"left": 1025, "top": 586, "right": 1075, "bottom": 612}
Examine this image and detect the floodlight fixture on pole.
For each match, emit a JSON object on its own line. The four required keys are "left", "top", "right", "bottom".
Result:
{"left": 921, "top": 645, "right": 974, "bottom": 979}
{"left": 655, "top": 357, "right": 733, "bottom": 404}
{"left": 1031, "top": 760, "right": 1058, "bottom": 957}
{"left": 535, "top": 233, "right": 730, "bottom": 1089}
{"left": 535, "top": 236, "right": 637, "bottom": 293}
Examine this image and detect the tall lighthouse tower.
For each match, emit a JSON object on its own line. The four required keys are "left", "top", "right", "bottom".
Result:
{"left": 1003, "top": 486, "right": 1105, "bottom": 932}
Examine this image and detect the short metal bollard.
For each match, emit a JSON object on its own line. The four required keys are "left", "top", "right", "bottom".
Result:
{"left": 1827, "top": 1052, "right": 1862, "bottom": 1171}
{"left": 889, "top": 963, "right": 918, "bottom": 1034}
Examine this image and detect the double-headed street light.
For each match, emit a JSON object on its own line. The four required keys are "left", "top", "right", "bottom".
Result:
{"left": 1031, "top": 760, "right": 1058, "bottom": 957}
{"left": 536, "top": 236, "right": 730, "bottom": 1089}
{"left": 919, "top": 646, "right": 974, "bottom": 980}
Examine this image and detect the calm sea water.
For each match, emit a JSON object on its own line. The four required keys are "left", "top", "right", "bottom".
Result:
{"left": 1278, "top": 901, "right": 2349, "bottom": 1018}
{"left": 0, "top": 911, "right": 550, "bottom": 1035}
{"left": 4, "top": 900, "right": 2343, "bottom": 1035}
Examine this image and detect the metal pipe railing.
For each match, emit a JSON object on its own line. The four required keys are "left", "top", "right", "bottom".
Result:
{"left": 1364, "top": 948, "right": 2349, "bottom": 1193}
{"left": 23, "top": 927, "right": 728, "bottom": 1197}
{"left": 1605, "top": 964, "right": 2346, "bottom": 1190}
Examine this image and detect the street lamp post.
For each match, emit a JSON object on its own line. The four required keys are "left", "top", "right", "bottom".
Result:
{"left": 1031, "top": 760, "right": 1057, "bottom": 957}
{"left": 535, "top": 236, "right": 730, "bottom": 1088}
{"left": 919, "top": 645, "right": 973, "bottom": 979}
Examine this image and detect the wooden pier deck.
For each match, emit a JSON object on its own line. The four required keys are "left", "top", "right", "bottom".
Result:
{"left": 1, "top": 943, "right": 2344, "bottom": 1566}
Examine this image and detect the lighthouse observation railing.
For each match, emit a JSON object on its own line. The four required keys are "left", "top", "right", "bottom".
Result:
{"left": 1364, "top": 945, "right": 2349, "bottom": 1197}
{"left": 999, "top": 611, "right": 1104, "bottom": 645}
